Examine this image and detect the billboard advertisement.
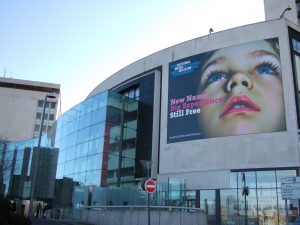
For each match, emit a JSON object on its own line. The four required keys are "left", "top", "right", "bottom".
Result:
{"left": 167, "top": 38, "right": 286, "bottom": 143}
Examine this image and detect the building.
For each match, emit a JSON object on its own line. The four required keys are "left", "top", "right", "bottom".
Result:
{"left": 0, "top": 77, "right": 61, "bottom": 141}
{"left": 2, "top": 1, "right": 300, "bottom": 225}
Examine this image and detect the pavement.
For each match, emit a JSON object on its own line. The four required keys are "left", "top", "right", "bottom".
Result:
{"left": 31, "top": 218, "right": 91, "bottom": 225}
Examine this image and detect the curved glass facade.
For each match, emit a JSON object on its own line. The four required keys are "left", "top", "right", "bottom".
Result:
{"left": 54, "top": 91, "right": 138, "bottom": 187}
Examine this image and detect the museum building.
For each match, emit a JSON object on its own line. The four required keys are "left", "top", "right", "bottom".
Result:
{"left": 2, "top": 1, "right": 300, "bottom": 225}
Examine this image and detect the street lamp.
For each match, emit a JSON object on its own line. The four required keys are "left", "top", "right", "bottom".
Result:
{"left": 28, "top": 93, "right": 56, "bottom": 218}
{"left": 280, "top": 6, "right": 292, "bottom": 18}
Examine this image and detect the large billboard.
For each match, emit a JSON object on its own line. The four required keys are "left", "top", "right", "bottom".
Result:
{"left": 167, "top": 38, "right": 286, "bottom": 143}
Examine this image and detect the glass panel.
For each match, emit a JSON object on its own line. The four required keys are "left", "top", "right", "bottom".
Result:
{"left": 108, "top": 153, "right": 119, "bottom": 170}
{"left": 64, "top": 160, "right": 75, "bottom": 175}
{"left": 14, "top": 150, "right": 24, "bottom": 175}
{"left": 60, "top": 123, "right": 69, "bottom": 139}
{"left": 91, "top": 107, "right": 106, "bottom": 125}
{"left": 237, "top": 172, "right": 256, "bottom": 189}
{"left": 59, "top": 136, "right": 68, "bottom": 150}
{"left": 88, "top": 138, "right": 104, "bottom": 155}
{"left": 125, "top": 120, "right": 137, "bottom": 130}
{"left": 56, "top": 164, "right": 64, "bottom": 179}
{"left": 257, "top": 189, "right": 278, "bottom": 225}
{"left": 230, "top": 172, "right": 238, "bottom": 188}
{"left": 277, "top": 189, "right": 298, "bottom": 225}
{"left": 86, "top": 170, "right": 100, "bottom": 186}
{"left": 58, "top": 149, "right": 66, "bottom": 164}
{"left": 67, "top": 132, "right": 77, "bottom": 148}
{"left": 78, "top": 112, "right": 92, "bottom": 130}
{"left": 92, "top": 92, "right": 108, "bottom": 110}
{"left": 69, "top": 118, "right": 79, "bottom": 133}
{"left": 106, "top": 107, "right": 122, "bottom": 125}
{"left": 109, "top": 126, "right": 121, "bottom": 142}
{"left": 74, "top": 157, "right": 87, "bottom": 173}
{"left": 200, "top": 190, "right": 216, "bottom": 225}
{"left": 294, "top": 54, "right": 300, "bottom": 92}
{"left": 124, "top": 127, "right": 136, "bottom": 140}
{"left": 257, "top": 171, "right": 276, "bottom": 188}
{"left": 76, "top": 141, "right": 89, "bottom": 158}
{"left": 87, "top": 154, "right": 102, "bottom": 171}
{"left": 68, "top": 104, "right": 80, "bottom": 121}
{"left": 73, "top": 172, "right": 86, "bottom": 186}
{"left": 122, "top": 149, "right": 135, "bottom": 168}
{"left": 65, "top": 146, "right": 76, "bottom": 161}
{"left": 77, "top": 127, "right": 90, "bottom": 144}
{"left": 80, "top": 98, "right": 93, "bottom": 116}
{"left": 90, "top": 123, "right": 105, "bottom": 140}
{"left": 221, "top": 189, "right": 239, "bottom": 225}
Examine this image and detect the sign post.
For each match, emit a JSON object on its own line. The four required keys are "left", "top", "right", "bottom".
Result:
{"left": 144, "top": 179, "right": 156, "bottom": 193}
{"left": 143, "top": 179, "right": 156, "bottom": 225}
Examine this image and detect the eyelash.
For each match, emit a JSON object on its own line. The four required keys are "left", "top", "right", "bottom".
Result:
{"left": 202, "top": 61, "right": 280, "bottom": 88}
{"left": 204, "top": 70, "right": 229, "bottom": 87}
{"left": 254, "top": 61, "right": 280, "bottom": 75}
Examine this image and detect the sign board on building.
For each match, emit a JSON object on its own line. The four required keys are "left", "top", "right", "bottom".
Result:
{"left": 281, "top": 177, "right": 300, "bottom": 200}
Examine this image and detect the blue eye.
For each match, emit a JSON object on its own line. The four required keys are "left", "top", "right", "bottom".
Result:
{"left": 256, "top": 62, "right": 279, "bottom": 75}
{"left": 206, "top": 71, "right": 228, "bottom": 86}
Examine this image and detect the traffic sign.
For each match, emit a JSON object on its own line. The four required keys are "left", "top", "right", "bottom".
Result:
{"left": 144, "top": 179, "right": 156, "bottom": 193}
{"left": 281, "top": 177, "right": 300, "bottom": 200}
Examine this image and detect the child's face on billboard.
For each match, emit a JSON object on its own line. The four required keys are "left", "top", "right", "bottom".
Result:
{"left": 198, "top": 40, "right": 286, "bottom": 137}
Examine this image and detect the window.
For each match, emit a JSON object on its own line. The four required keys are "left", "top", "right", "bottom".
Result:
{"left": 36, "top": 112, "right": 42, "bottom": 119}
{"left": 42, "top": 113, "right": 48, "bottom": 120}
{"left": 49, "top": 114, "right": 55, "bottom": 121}
{"left": 121, "top": 86, "right": 140, "bottom": 100}
{"left": 34, "top": 125, "right": 40, "bottom": 132}
{"left": 38, "top": 100, "right": 43, "bottom": 107}
{"left": 42, "top": 125, "right": 46, "bottom": 132}
{"left": 50, "top": 102, "right": 56, "bottom": 109}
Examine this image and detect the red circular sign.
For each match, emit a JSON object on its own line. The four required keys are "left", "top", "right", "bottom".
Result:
{"left": 144, "top": 179, "right": 156, "bottom": 193}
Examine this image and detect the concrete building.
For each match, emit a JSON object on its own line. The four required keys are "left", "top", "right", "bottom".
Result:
{"left": 2, "top": 1, "right": 300, "bottom": 225}
{"left": 0, "top": 77, "right": 61, "bottom": 141}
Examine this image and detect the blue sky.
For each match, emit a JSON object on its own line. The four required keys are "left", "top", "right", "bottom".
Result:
{"left": 0, "top": 0, "right": 265, "bottom": 113}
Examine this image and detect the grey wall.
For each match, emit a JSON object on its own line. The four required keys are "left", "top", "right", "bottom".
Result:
{"left": 80, "top": 208, "right": 207, "bottom": 225}
{"left": 264, "top": 0, "right": 299, "bottom": 25}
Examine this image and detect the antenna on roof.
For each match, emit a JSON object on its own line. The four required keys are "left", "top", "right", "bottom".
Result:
{"left": 3, "top": 68, "right": 6, "bottom": 77}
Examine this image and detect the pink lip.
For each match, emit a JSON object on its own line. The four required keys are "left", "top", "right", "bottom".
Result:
{"left": 220, "top": 95, "right": 261, "bottom": 118}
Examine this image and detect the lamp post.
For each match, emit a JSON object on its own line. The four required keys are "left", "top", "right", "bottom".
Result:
{"left": 280, "top": 6, "right": 292, "bottom": 18}
{"left": 28, "top": 93, "right": 56, "bottom": 218}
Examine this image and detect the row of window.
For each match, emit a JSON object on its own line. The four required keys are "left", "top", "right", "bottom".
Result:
{"left": 36, "top": 112, "right": 55, "bottom": 120}
{"left": 34, "top": 124, "right": 52, "bottom": 132}
{"left": 37, "top": 100, "right": 57, "bottom": 109}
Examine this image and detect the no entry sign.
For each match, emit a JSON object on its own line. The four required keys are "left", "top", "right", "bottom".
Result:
{"left": 144, "top": 179, "right": 156, "bottom": 193}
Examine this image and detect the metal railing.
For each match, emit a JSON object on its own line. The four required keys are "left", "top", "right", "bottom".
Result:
{"left": 83, "top": 205, "right": 204, "bottom": 213}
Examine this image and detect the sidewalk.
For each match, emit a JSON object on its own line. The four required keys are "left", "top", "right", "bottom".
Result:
{"left": 31, "top": 218, "right": 92, "bottom": 225}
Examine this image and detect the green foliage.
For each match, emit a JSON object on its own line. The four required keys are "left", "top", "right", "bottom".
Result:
{"left": 0, "top": 197, "right": 32, "bottom": 225}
